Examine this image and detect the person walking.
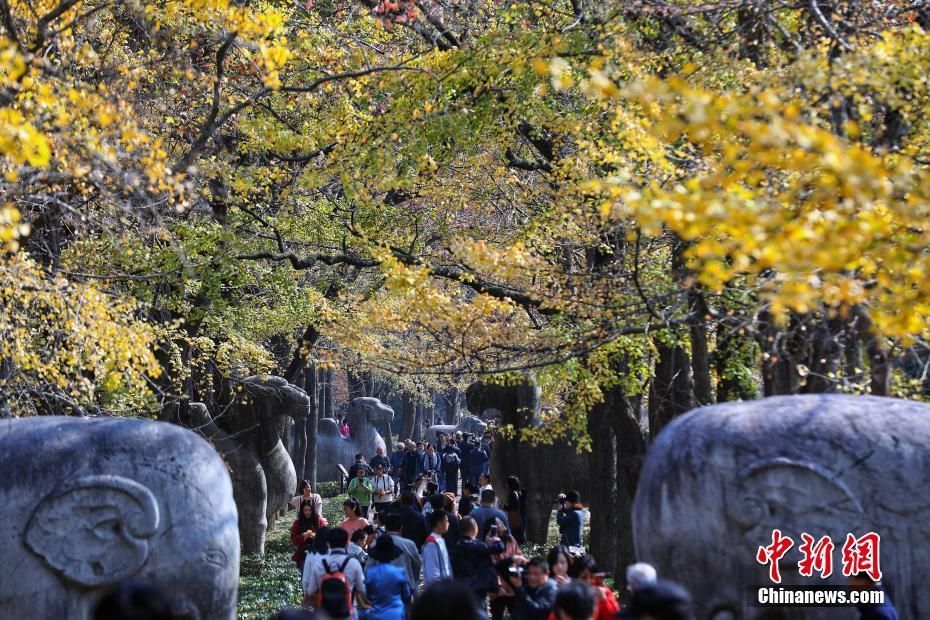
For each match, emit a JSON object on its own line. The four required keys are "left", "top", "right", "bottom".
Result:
{"left": 371, "top": 464, "right": 395, "bottom": 517}
{"left": 291, "top": 500, "right": 327, "bottom": 575}
{"left": 304, "top": 528, "right": 366, "bottom": 620}
{"left": 347, "top": 467, "right": 374, "bottom": 518}
{"left": 425, "top": 444, "right": 441, "bottom": 480}
{"left": 390, "top": 442, "right": 405, "bottom": 487}
{"left": 370, "top": 446, "right": 390, "bottom": 472}
{"left": 372, "top": 512, "right": 421, "bottom": 593}
{"left": 401, "top": 441, "right": 420, "bottom": 488}
{"left": 340, "top": 498, "right": 370, "bottom": 537}
{"left": 397, "top": 490, "right": 429, "bottom": 549}
{"left": 471, "top": 489, "right": 509, "bottom": 537}
{"left": 440, "top": 441, "right": 461, "bottom": 494}
{"left": 364, "top": 535, "right": 412, "bottom": 620}
{"left": 422, "top": 510, "right": 453, "bottom": 585}
{"left": 504, "top": 475, "right": 527, "bottom": 545}
{"left": 450, "top": 516, "right": 506, "bottom": 608}
{"left": 469, "top": 444, "right": 489, "bottom": 487}
{"left": 291, "top": 480, "right": 323, "bottom": 514}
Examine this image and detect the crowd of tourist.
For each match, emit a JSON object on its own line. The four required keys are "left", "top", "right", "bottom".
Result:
{"left": 285, "top": 430, "right": 701, "bottom": 620}
{"left": 84, "top": 428, "right": 900, "bottom": 620}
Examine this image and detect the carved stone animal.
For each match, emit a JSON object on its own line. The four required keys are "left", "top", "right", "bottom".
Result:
{"left": 424, "top": 415, "right": 488, "bottom": 443}
{"left": 634, "top": 394, "right": 930, "bottom": 620}
{"left": 184, "top": 375, "right": 310, "bottom": 555}
{"left": 466, "top": 379, "right": 593, "bottom": 543}
{"left": 0, "top": 416, "right": 239, "bottom": 619}
{"left": 317, "top": 397, "right": 395, "bottom": 482}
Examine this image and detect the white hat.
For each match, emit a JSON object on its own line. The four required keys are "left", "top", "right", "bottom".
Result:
{"left": 626, "top": 562, "right": 658, "bottom": 590}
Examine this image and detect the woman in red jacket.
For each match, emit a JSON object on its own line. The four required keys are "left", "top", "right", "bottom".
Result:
{"left": 290, "top": 500, "right": 327, "bottom": 574}
{"left": 567, "top": 556, "right": 620, "bottom": 620}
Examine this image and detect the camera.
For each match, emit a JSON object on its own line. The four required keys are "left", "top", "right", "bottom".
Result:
{"left": 554, "top": 493, "right": 567, "bottom": 506}
{"left": 489, "top": 524, "right": 498, "bottom": 536}
{"left": 507, "top": 565, "right": 524, "bottom": 576}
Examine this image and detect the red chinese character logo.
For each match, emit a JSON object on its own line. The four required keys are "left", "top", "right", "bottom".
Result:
{"left": 757, "top": 529, "right": 794, "bottom": 583}
{"left": 798, "top": 533, "right": 835, "bottom": 578}
{"left": 841, "top": 532, "right": 882, "bottom": 581}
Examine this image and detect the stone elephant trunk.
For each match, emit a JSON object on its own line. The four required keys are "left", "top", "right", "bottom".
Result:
{"left": 466, "top": 379, "right": 593, "bottom": 544}
{"left": 183, "top": 375, "right": 311, "bottom": 556}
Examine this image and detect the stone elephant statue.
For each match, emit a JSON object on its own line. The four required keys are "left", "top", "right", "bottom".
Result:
{"left": 183, "top": 375, "right": 310, "bottom": 556}
{"left": 466, "top": 379, "right": 593, "bottom": 543}
{"left": 425, "top": 415, "right": 487, "bottom": 443}
{"left": 317, "top": 397, "right": 394, "bottom": 482}
{"left": 633, "top": 394, "right": 930, "bottom": 620}
{"left": 0, "top": 416, "right": 239, "bottom": 619}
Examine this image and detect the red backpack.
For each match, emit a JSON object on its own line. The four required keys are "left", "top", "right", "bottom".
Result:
{"left": 316, "top": 557, "right": 354, "bottom": 618}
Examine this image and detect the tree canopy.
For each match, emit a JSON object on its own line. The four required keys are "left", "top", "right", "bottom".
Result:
{"left": 2, "top": 0, "right": 930, "bottom": 429}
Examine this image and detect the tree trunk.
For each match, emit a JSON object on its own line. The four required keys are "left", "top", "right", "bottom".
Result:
{"left": 587, "top": 393, "right": 617, "bottom": 580}
{"left": 800, "top": 317, "right": 844, "bottom": 394}
{"left": 613, "top": 393, "right": 646, "bottom": 587}
{"left": 400, "top": 392, "right": 415, "bottom": 441}
{"left": 759, "top": 311, "right": 800, "bottom": 396}
{"left": 304, "top": 364, "right": 319, "bottom": 486}
{"left": 689, "top": 292, "right": 713, "bottom": 406}
{"left": 447, "top": 387, "right": 460, "bottom": 423}
{"left": 648, "top": 340, "right": 695, "bottom": 439}
{"left": 867, "top": 335, "right": 891, "bottom": 396}
{"left": 414, "top": 403, "right": 425, "bottom": 441}
{"left": 323, "top": 367, "right": 335, "bottom": 419}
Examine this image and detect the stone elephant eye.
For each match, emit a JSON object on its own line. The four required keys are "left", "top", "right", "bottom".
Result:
{"left": 203, "top": 549, "right": 227, "bottom": 567}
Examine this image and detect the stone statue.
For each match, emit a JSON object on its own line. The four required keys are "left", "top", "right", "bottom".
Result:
{"left": 182, "top": 375, "right": 311, "bottom": 556}
{"left": 424, "top": 414, "right": 488, "bottom": 442}
{"left": 466, "top": 379, "right": 593, "bottom": 543}
{"left": 633, "top": 394, "right": 930, "bottom": 620}
{"left": 317, "top": 397, "right": 394, "bottom": 481}
{"left": 0, "top": 416, "right": 239, "bottom": 619}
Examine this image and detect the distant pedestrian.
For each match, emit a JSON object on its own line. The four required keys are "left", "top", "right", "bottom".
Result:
{"left": 471, "top": 489, "right": 509, "bottom": 537}
{"left": 347, "top": 467, "right": 374, "bottom": 518}
{"left": 370, "top": 446, "right": 390, "bottom": 472}
{"left": 504, "top": 475, "right": 526, "bottom": 544}
{"left": 291, "top": 480, "right": 323, "bottom": 515}
{"left": 556, "top": 491, "right": 584, "bottom": 549}
{"left": 371, "top": 464, "right": 395, "bottom": 516}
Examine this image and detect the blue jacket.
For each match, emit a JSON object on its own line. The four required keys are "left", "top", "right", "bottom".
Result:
{"left": 364, "top": 562, "right": 411, "bottom": 620}
{"left": 389, "top": 451, "right": 405, "bottom": 474}
{"left": 857, "top": 587, "right": 899, "bottom": 620}
{"left": 469, "top": 448, "right": 489, "bottom": 477}
{"left": 556, "top": 508, "right": 583, "bottom": 547}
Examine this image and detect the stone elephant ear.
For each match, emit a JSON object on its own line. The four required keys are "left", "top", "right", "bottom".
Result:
{"left": 25, "top": 475, "right": 160, "bottom": 587}
{"left": 726, "top": 458, "right": 865, "bottom": 536}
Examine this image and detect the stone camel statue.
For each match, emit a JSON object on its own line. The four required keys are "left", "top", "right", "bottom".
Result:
{"left": 0, "top": 416, "right": 240, "bottom": 619}
{"left": 466, "top": 378, "right": 593, "bottom": 543}
{"left": 424, "top": 415, "right": 488, "bottom": 443}
{"left": 634, "top": 394, "right": 930, "bottom": 620}
{"left": 181, "top": 375, "right": 310, "bottom": 555}
{"left": 317, "top": 396, "right": 394, "bottom": 481}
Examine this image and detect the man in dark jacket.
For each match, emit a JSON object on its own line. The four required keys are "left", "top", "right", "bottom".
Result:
{"left": 369, "top": 446, "right": 390, "bottom": 472}
{"left": 440, "top": 441, "right": 461, "bottom": 493}
{"left": 849, "top": 573, "right": 900, "bottom": 620}
{"left": 459, "top": 437, "right": 475, "bottom": 487}
{"left": 398, "top": 490, "right": 428, "bottom": 549}
{"left": 451, "top": 516, "right": 506, "bottom": 604}
{"left": 401, "top": 441, "right": 420, "bottom": 488}
{"left": 510, "top": 556, "right": 557, "bottom": 620}
{"left": 468, "top": 443, "right": 488, "bottom": 488}
{"left": 556, "top": 490, "right": 584, "bottom": 548}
